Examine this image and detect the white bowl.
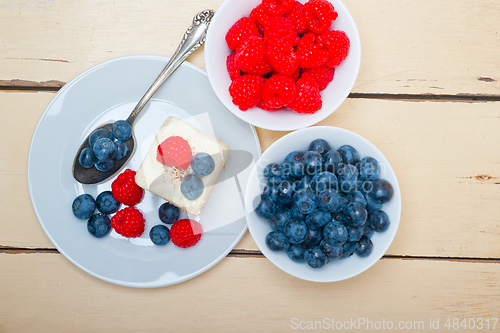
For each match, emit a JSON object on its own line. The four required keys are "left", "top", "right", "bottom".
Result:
{"left": 205, "top": 0, "right": 361, "bottom": 131}
{"left": 244, "top": 127, "right": 401, "bottom": 282}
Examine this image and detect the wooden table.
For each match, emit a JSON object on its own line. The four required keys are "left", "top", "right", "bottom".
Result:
{"left": 1, "top": 0, "right": 499, "bottom": 332}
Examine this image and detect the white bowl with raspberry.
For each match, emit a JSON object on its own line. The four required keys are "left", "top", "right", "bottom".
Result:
{"left": 205, "top": 0, "right": 361, "bottom": 131}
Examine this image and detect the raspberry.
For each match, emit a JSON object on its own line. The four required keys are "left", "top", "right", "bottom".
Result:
{"left": 266, "top": 39, "right": 299, "bottom": 76}
{"left": 170, "top": 219, "right": 203, "bottom": 248}
{"left": 111, "top": 207, "right": 145, "bottom": 238}
{"left": 302, "top": 65, "right": 335, "bottom": 90}
{"left": 290, "top": 67, "right": 301, "bottom": 82}
{"left": 317, "top": 30, "right": 350, "bottom": 67}
{"left": 297, "top": 32, "right": 329, "bottom": 68}
{"left": 226, "top": 52, "right": 241, "bottom": 81}
{"left": 287, "top": 76, "right": 322, "bottom": 114}
{"left": 258, "top": 99, "right": 282, "bottom": 111}
{"left": 250, "top": 4, "right": 272, "bottom": 34}
{"left": 156, "top": 136, "right": 193, "bottom": 170}
{"left": 262, "top": 75, "right": 296, "bottom": 109}
{"left": 303, "top": 0, "right": 338, "bottom": 34}
{"left": 229, "top": 75, "right": 266, "bottom": 111}
{"left": 284, "top": 1, "right": 309, "bottom": 34}
{"left": 264, "top": 16, "right": 299, "bottom": 46}
{"left": 111, "top": 169, "right": 144, "bottom": 206}
{"left": 262, "top": 0, "right": 295, "bottom": 16}
{"left": 225, "top": 17, "right": 261, "bottom": 51}
{"left": 234, "top": 36, "right": 272, "bottom": 76}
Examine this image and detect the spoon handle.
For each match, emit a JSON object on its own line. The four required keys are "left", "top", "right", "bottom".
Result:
{"left": 125, "top": 9, "right": 215, "bottom": 125}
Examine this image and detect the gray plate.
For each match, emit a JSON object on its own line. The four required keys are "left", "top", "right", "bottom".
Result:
{"left": 28, "top": 55, "right": 261, "bottom": 288}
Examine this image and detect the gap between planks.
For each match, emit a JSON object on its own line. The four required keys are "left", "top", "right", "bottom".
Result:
{"left": 1, "top": 80, "right": 500, "bottom": 102}
{"left": 1, "top": 246, "right": 499, "bottom": 264}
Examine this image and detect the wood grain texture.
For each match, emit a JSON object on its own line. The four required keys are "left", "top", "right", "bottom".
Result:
{"left": 1, "top": 92, "right": 499, "bottom": 258}
{"left": 0, "top": 253, "right": 499, "bottom": 332}
{"left": 0, "top": 0, "right": 499, "bottom": 95}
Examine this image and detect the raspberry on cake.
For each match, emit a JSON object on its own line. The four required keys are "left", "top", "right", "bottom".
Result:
{"left": 135, "top": 117, "right": 229, "bottom": 216}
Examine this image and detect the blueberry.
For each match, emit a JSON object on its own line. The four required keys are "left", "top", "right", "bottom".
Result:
{"left": 369, "top": 209, "right": 390, "bottom": 232}
{"left": 276, "top": 180, "right": 296, "bottom": 205}
{"left": 310, "top": 171, "right": 338, "bottom": 193}
{"left": 95, "top": 191, "right": 121, "bottom": 214}
{"left": 340, "top": 241, "right": 355, "bottom": 259}
{"left": 114, "top": 141, "right": 129, "bottom": 160}
{"left": 358, "top": 156, "right": 380, "bottom": 181}
{"left": 365, "top": 195, "right": 383, "bottom": 213}
{"left": 316, "top": 189, "right": 342, "bottom": 212}
{"left": 265, "top": 230, "right": 290, "bottom": 251}
{"left": 308, "top": 139, "right": 331, "bottom": 156}
{"left": 320, "top": 239, "right": 343, "bottom": 260}
{"left": 271, "top": 207, "right": 291, "bottom": 232}
{"left": 284, "top": 220, "right": 308, "bottom": 244}
{"left": 78, "top": 147, "right": 96, "bottom": 169}
{"left": 368, "top": 179, "right": 394, "bottom": 204}
{"left": 346, "top": 190, "right": 367, "bottom": 207}
{"left": 331, "top": 210, "right": 346, "bottom": 223}
{"left": 292, "top": 189, "right": 317, "bottom": 214}
{"left": 94, "top": 159, "right": 114, "bottom": 172}
{"left": 337, "top": 145, "right": 359, "bottom": 165}
{"left": 337, "top": 194, "right": 349, "bottom": 212}
{"left": 158, "top": 202, "right": 180, "bottom": 224}
{"left": 287, "top": 244, "right": 306, "bottom": 263}
{"left": 305, "top": 209, "right": 331, "bottom": 229}
{"left": 344, "top": 202, "right": 368, "bottom": 227}
{"left": 263, "top": 163, "right": 289, "bottom": 184}
{"left": 72, "top": 194, "right": 96, "bottom": 219}
{"left": 290, "top": 204, "right": 307, "bottom": 221}
{"left": 112, "top": 120, "right": 132, "bottom": 142}
{"left": 358, "top": 180, "right": 373, "bottom": 193}
{"left": 181, "top": 173, "right": 204, "bottom": 200}
{"left": 304, "top": 228, "right": 323, "bottom": 247}
{"left": 338, "top": 164, "right": 358, "bottom": 193}
{"left": 346, "top": 225, "right": 364, "bottom": 242}
{"left": 354, "top": 236, "right": 373, "bottom": 257}
{"left": 284, "top": 151, "right": 305, "bottom": 178}
{"left": 362, "top": 224, "right": 375, "bottom": 238}
{"left": 263, "top": 182, "right": 279, "bottom": 202}
{"left": 302, "top": 151, "right": 323, "bottom": 176}
{"left": 192, "top": 152, "right": 215, "bottom": 176}
{"left": 304, "top": 247, "right": 328, "bottom": 268}
{"left": 255, "top": 195, "right": 276, "bottom": 219}
{"left": 149, "top": 225, "right": 171, "bottom": 246}
{"left": 323, "top": 150, "right": 343, "bottom": 174}
{"left": 93, "top": 137, "right": 117, "bottom": 160}
{"left": 323, "top": 221, "right": 348, "bottom": 245}
{"left": 87, "top": 213, "right": 111, "bottom": 238}
{"left": 89, "top": 128, "right": 114, "bottom": 148}
{"left": 284, "top": 151, "right": 305, "bottom": 164}
{"left": 294, "top": 175, "right": 312, "bottom": 191}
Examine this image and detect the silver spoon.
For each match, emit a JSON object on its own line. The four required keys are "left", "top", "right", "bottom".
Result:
{"left": 72, "top": 9, "right": 215, "bottom": 185}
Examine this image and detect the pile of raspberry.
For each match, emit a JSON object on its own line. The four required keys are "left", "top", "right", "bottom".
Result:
{"left": 225, "top": 0, "right": 350, "bottom": 114}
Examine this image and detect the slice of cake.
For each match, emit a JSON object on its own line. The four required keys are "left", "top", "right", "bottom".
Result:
{"left": 135, "top": 116, "right": 229, "bottom": 215}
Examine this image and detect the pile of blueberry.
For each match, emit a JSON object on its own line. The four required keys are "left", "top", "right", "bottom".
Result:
{"left": 255, "top": 139, "right": 394, "bottom": 269}
{"left": 72, "top": 191, "right": 121, "bottom": 238}
{"left": 78, "top": 120, "right": 132, "bottom": 172}
{"left": 180, "top": 153, "right": 216, "bottom": 200}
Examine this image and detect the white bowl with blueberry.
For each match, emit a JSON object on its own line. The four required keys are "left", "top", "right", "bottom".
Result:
{"left": 244, "top": 126, "right": 401, "bottom": 282}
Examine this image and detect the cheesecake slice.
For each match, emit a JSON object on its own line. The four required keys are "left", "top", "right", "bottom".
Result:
{"left": 135, "top": 116, "right": 229, "bottom": 215}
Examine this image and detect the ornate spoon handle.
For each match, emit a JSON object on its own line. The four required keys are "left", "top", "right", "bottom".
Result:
{"left": 126, "top": 9, "right": 215, "bottom": 124}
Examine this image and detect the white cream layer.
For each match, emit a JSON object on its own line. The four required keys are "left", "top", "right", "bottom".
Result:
{"left": 135, "top": 116, "right": 229, "bottom": 215}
